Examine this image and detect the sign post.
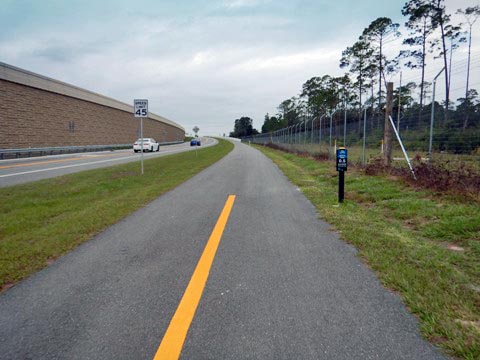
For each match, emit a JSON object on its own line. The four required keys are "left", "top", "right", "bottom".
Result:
{"left": 336, "top": 147, "right": 348, "bottom": 203}
{"left": 134, "top": 99, "right": 148, "bottom": 175}
{"left": 192, "top": 126, "right": 199, "bottom": 158}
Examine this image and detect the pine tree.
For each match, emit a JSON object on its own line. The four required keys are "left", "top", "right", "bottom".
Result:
{"left": 340, "top": 37, "right": 377, "bottom": 121}
{"left": 362, "top": 17, "right": 400, "bottom": 112}
{"left": 401, "top": 0, "right": 434, "bottom": 115}
{"left": 456, "top": 6, "right": 480, "bottom": 100}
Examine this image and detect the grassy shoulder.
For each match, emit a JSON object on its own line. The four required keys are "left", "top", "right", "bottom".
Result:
{"left": 0, "top": 139, "right": 234, "bottom": 291}
{"left": 254, "top": 144, "right": 480, "bottom": 359}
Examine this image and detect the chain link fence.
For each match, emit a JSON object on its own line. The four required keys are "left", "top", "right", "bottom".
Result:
{"left": 242, "top": 109, "right": 480, "bottom": 172}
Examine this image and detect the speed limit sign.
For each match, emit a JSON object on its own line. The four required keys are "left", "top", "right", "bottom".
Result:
{"left": 134, "top": 99, "right": 149, "bottom": 175}
{"left": 134, "top": 99, "right": 148, "bottom": 118}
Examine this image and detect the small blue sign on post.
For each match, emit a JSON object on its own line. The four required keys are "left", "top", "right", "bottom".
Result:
{"left": 336, "top": 148, "right": 348, "bottom": 172}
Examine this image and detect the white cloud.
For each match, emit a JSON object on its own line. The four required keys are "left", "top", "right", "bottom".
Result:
{"left": 223, "top": 0, "right": 270, "bottom": 9}
{"left": 232, "top": 48, "right": 339, "bottom": 72}
{"left": 190, "top": 51, "right": 217, "bottom": 66}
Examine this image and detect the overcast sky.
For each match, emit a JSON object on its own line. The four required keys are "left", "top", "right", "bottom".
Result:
{"left": 1, "top": 0, "right": 479, "bottom": 135}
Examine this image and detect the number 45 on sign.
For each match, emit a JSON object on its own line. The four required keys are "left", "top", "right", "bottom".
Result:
{"left": 134, "top": 99, "right": 148, "bottom": 117}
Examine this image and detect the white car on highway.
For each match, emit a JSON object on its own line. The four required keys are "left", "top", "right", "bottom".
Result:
{"left": 133, "top": 138, "right": 160, "bottom": 152}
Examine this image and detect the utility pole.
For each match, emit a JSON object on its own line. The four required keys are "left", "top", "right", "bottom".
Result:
{"left": 397, "top": 71, "right": 402, "bottom": 133}
{"left": 383, "top": 82, "right": 394, "bottom": 166}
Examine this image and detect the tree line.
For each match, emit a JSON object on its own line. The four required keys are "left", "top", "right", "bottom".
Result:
{"left": 231, "top": 0, "right": 479, "bottom": 149}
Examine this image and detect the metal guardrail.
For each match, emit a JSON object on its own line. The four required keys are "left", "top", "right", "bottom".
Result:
{"left": 0, "top": 141, "right": 184, "bottom": 160}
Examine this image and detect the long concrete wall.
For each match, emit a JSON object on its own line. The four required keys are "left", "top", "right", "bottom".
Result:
{"left": 0, "top": 62, "right": 185, "bottom": 149}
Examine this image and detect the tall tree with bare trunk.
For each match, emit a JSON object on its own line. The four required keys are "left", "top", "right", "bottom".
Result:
{"left": 401, "top": 0, "right": 434, "bottom": 119}
{"left": 362, "top": 17, "right": 400, "bottom": 113}
{"left": 456, "top": 6, "right": 480, "bottom": 100}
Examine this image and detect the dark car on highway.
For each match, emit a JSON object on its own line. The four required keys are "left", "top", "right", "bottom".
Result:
{"left": 190, "top": 139, "right": 201, "bottom": 146}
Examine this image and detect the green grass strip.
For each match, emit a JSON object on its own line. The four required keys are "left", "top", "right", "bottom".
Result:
{"left": 0, "top": 139, "right": 233, "bottom": 290}
{"left": 254, "top": 144, "right": 480, "bottom": 359}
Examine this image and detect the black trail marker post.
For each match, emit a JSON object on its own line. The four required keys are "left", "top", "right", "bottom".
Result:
{"left": 336, "top": 147, "right": 348, "bottom": 203}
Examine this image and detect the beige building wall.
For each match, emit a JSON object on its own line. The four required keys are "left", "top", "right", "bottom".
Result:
{"left": 0, "top": 63, "right": 185, "bottom": 149}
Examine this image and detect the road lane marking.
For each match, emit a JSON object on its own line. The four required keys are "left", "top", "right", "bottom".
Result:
{"left": 0, "top": 146, "right": 200, "bottom": 179}
{"left": 153, "top": 195, "right": 236, "bottom": 360}
{"left": 0, "top": 154, "right": 118, "bottom": 170}
{"left": 0, "top": 156, "right": 136, "bottom": 178}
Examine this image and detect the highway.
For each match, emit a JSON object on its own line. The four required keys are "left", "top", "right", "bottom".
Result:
{"left": 0, "top": 137, "right": 216, "bottom": 188}
{"left": 0, "top": 141, "right": 445, "bottom": 359}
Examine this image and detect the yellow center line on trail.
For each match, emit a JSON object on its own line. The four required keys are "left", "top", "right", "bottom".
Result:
{"left": 153, "top": 195, "right": 236, "bottom": 360}
{"left": 0, "top": 153, "right": 121, "bottom": 170}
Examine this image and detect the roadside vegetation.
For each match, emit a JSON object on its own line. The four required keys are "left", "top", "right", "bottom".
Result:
{"left": 0, "top": 139, "right": 233, "bottom": 292}
{"left": 254, "top": 143, "right": 480, "bottom": 359}
{"left": 267, "top": 143, "right": 480, "bottom": 200}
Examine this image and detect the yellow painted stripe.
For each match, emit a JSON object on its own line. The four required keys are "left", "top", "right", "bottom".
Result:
{"left": 153, "top": 195, "right": 236, "bottom": 360}
{"left": 0, "top": 153, "right": 118, "bottom": 170}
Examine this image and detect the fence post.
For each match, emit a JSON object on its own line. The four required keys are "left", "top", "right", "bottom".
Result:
{"left": 362, "top": 107, "right": 367, "bottom": 165}
{"left": 311, "top": 117, "right": 315, "bottom": 144}
{"left": 319, "top": 115, "right": 323, "bottom": 145}
{"left": 344, "top": 100, "right": 347, "bottom": 147}
{"left": 383, "top": 82, "right": 394, "bottom": 166}
{"left": 429, "top": 67, "right": 445, "bottom": 162}
{"left": 329, "top": 112, "right": 333, "bottom": 148}
{"left": 303, "top": 119, "right": 307, "bottom": 144}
